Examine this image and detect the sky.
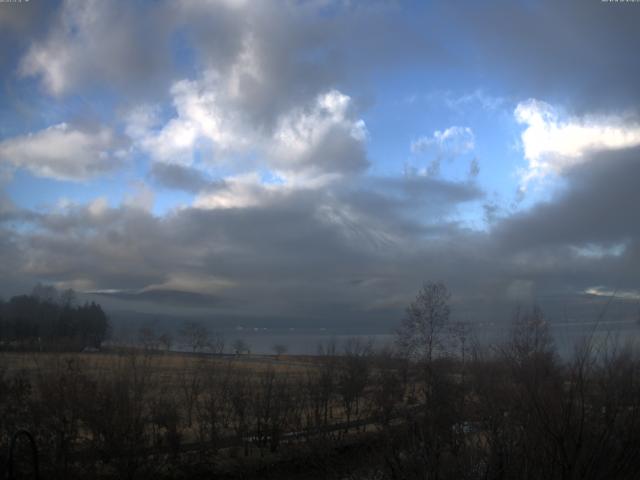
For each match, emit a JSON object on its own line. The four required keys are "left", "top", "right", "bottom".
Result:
{"left": 1, "top": 0, "right": 639, "bottom": 332}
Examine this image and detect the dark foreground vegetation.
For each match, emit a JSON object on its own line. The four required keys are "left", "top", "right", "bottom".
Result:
{"left": 1, "top": 283, "right": 640, "bottom": 479}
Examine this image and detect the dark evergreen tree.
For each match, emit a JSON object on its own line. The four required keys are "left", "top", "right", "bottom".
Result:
{"left": 0, "top": 287, "right": 110, "bottom": 350}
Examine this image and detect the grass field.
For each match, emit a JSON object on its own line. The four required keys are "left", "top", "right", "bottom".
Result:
{"left": 0, "top": 349, "right": 316, "bottom": 377}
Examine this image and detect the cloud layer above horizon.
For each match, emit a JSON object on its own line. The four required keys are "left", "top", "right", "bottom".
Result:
{"left": 1, "top": 0, "right": 639, "bottom": 328}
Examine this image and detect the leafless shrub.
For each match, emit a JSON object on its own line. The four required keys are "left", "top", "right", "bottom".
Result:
{"left": 339, "top": 338, "right": 373, "bottom": 429}
{"left": 178, "top": 357, "right": 203, "bottom": 428}
{"left": 195, "top": 361, "right": 233, "bottom": 450}
{"left": 80, "top": 352, "right": 157, "bottom": 479}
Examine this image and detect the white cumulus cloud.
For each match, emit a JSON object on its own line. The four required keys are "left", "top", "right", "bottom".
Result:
{"left": 515, "top": 99, "right": 640, "bottom": 188}
{"left": 130, "top": 81, "right": 368, "bottom": 180}
{"left": 270, "top": 89, "right": 368, "bottom": 176}
{"left": 128, "top": 73, "right": 253, "bottom": 166}
{"left": 0, "top": 123, "right": 123, "bottom": 181}
{"left": 193, "top": 173, "right": 278, "bottom": 210}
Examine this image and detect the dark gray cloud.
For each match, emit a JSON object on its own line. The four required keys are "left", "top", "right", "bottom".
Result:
{"left": 5, "top": 0, "right": 440, "bottom": 136}
{"left": 7, "top": 145, "right": 640, "bottom": 329}
{"left": 148, "top": 163, "right": 211, "bottom": 193}
{"left": 281, "top": 122, "right": 369, "bottom": 176}
{"left": 0, "top": 1, "right": 52, "bottom": 70}
{"left": 4, "top": 157, "right": 639, "bottom": 330}
{"left": 172, "top": 1, "right": 440, "bottom": 132}
{"left": 496, "top": 147, "right": 640, "bottom": 251}
{"left": 492, "top": 146, "right": 640, "bottom": 295}
{"left": 95, "top": 289, "right": 226, "bottom": 308}
{"left": 8, "top": 0, "right": 639, "bottom": 118}
{"left": 14, "top": 0, "right": 171, "bottom": 98}
{"left": 3, "top": 175, "right": 485, "bottom": 326}
{"left": 435, "top": 0, "right": 640, "bottom": 113}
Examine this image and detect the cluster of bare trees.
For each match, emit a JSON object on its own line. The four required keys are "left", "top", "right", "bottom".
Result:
{"left": 366, "top": 283, "right": 640, "bottom": 480}
{"left": 1, "top": 282, "right": 639, "bottom": 479}
{"left": 137, "top": 320, "right": 226, "bottom": 355}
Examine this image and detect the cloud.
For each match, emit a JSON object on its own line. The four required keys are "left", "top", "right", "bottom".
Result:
{"left": 515, "top": 99, "right": 640, "bottom": 188}
{"left": 193, "top": 173, "right": 279, "bottom": 210}
{"left": 488, "top": 145, "right": 640, "bottom": 306}
{"left": 132, "top": 84, "right": 368, "bottom": 179}
{"left": 17, "top": 0, "right": 429, "bottom": 115}
{"left": 5, "top": 148, "right": 639, "bottom": 328}
{"left": 407, "top": 89, "right": 504, "bottom": 112}
{"left": 3, "top": 170, "right": 487, "bottom": 324}
{"left": 123, "top": 182, "right": 155, "bottom": 212}
{"left": 497, "top": 146, "right": 640, "bottom": 252}
{"left": 19, "top": 0, "right": 167, "bottom": 96}
{"left": 0, "top": 123, "right": 124, "bottom": 181}
{"left": 584, "top": 286, "right": 640, "bottom": 301}
{"left": 170, "top": 1, "right": 397, "bottom": 131}
{"left": 368, "top": 174, "right": 483, "bottom": 217}
{"left": 17, "top": 0, "right": 640, "bottom": 116}
{"left": 4, "top": 0, "right": 640, "bottom": 330}
{"left": 410, "top": 126, "right": 475, "bottom": 177}
{"left": 441, "top": 89, "right": 504, "bottom": 112}
{"left": 142, "top": 272, "right": 236, "bottom": 297}
{"left": 129, "top": 73, "right": 255, "bottom": 165}
{"left": 148, "top": 163, "right": 210, "bottom": 193}
{"left": 0, "top": 1, "right": 45, "bottom": 31}
{"left": 411, "top": 126, "right": 475, "bottom": 156}
{"left": 437, "top": 0, "right": 640, "bottom": 112}
{"left": 469, "top": 158, "right": 480, "bottom": 179}
{"left": 93, "top": 289, "right": 226, "bottom": 308}
{"left": 270, "top": 90, "right": 368, "bottom": 176}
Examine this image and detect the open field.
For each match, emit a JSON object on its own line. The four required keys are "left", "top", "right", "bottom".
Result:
{"left": 0, "top": 347, "right": 397, "bottom": 478}
{"left": 0, "top": 349, "right": 316, "bottom": 377}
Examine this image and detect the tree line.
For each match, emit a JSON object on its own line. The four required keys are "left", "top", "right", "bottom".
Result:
{"left": 0, "top": 285, "right": 109, "bottom": 351}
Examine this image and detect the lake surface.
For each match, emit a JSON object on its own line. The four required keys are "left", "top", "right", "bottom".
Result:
{"left": 178, "top": 320, "right": 640, "bottom": 357}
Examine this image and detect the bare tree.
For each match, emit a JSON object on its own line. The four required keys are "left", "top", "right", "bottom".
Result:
{"left": 450, "top": 320, "right": 474, "bottom": 385}
{"left": 338, "top": 338, "right": 373, "bottom": 428}
{"left": 81, "top": 352, "right": 156, "bottom": 479}
{"left": 209, "top": 331, "right": 225, "bottom": 354}
{"left": 372, "top": 365, "right": 404, "bottom": 427}
{"left": 158, "top": 331, "right": 173, "bottom": 352}
{"left": 251, "top": 369, "right": 295, "bottom": 454}
{"left": 316, "top": 340, "right": 338, "bottom": 428}
{"left": 31, "top": 283, "right": 59, "bottom": 303}
{"left": 196, "top": 363, "right": 233, "bottom": 450}
{"left": 179, "top": 358, "right": 203, "bottom": 428}
{"left": 396, "top": 282, "right": 451, "bottom": 362}
{"left": 59, "top": 288, "right": 77, "bottom": 308}
{"left": 137, "top": 325, "right": 159, "bottom": 352}
{"left": 180, "top": 321, "right": 209, "bottom": 353}
{"left": 272, "top": 344, "right": 287, "bottom": 358}
{"left": 229, "top": 372, "right": 252, "bottom": 456}
{"left": 504, "top": 305, "right": 556, "bottom": 380}
{"left": 232, "top": 338, "right": 249, "bottom": 355}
